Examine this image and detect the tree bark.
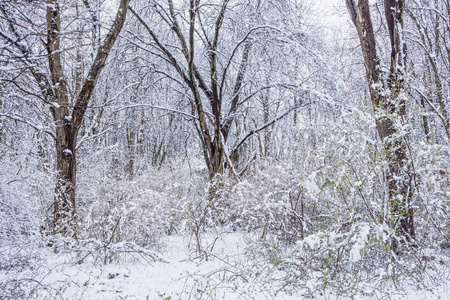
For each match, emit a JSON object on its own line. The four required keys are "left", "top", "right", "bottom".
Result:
{"left": 46, "top": 0, "right": 77, "bottom": 235}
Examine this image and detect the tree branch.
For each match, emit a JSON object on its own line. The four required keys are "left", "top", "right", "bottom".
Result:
{"left": 72, "top": 0, "right": 131, "bottom": 132}
{"left": 232, "top": 102, "right": 307, "bottom": 153}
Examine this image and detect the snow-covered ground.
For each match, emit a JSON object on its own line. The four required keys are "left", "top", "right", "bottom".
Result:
{"left": 1, "top": 232, "right": 449, "bottom": 299}
{"left": 53, "top": 233, "right": 255, "bottom": 299}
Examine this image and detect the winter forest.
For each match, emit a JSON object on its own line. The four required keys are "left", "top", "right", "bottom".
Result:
{"left": 0, "top": 0, "right": 449, "bottom": 298}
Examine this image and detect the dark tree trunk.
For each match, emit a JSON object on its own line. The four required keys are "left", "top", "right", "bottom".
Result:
{"left": 46, "top": 1, "right": 77, "bottom": 234}
{"left": 346, "top": 0, "right": 415, "bottom": 252}
{"left": 208, "top": 140, "right": 225, "bottom": 180}
{"left": 46, "top": 0, "right": 130, "bottom": 235}
{"left": 54, "top": 123, "right": 77, "bottom": 234}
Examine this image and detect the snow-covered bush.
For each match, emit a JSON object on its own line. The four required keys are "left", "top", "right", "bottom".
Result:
{"left": 241, "top": 220, "right": 448, "bottom": 298}
{"left": 221, "top": 164, "right": 317, "bottom": 242}
{"left": 413, "top": 142, "right": 450, "bottom": 248}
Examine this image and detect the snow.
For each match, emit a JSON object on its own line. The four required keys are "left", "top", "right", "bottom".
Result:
{"left": 349, "top": 224, "right": 371, "bottom": 262}
{"left": 0, "top": 66, "right": 15, "bottom": 71}
{"left": 0, "top": 0, "right": 449, "bottom": 299}
{"left": 3, "top": 231, "right": 448, "bottom": 299}
{"left": 63, "top": 149, "right": 73, "bottom": 155}
{"left": 0, "top": 233, "right": 289, "bottom": 299}
{"left": 302, "top": 232, "right": 322, "bottom": 250}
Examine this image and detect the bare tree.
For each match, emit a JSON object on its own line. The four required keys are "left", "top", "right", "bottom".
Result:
{"left": 0, "top": 0, "right": 130, "bottom": 236}
{"left": 128, "top": 0, "right": 306, "bottom": 180}
{"left": 345, "top": 0, "right": 415, "bottom": 252}
{"left": 406, "top": 0, "right": 450, "bottom": 142}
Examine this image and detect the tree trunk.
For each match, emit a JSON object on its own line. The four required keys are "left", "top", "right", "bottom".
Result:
{"left": 262, "top": 94, "right": 271, "bottom": 157}
{"left": 346, "top": 0, "right": 415, "bottom": 252}
{"left": 208, "top": 140, "right": 225, "bottom": 180}
{"left": 46, "top": 1, "right": 77, "bottom": 235}
{"left": 54, "top": 122, "right": 77, "bottom": 235}
{"left": 46, "top": 0, "right": 130, "bottom": 235}
{"left": 1, "top": 0, "right": 129, "bottom": 235}
{"left": 127, "top": 125, "right": 136, "bottom": 178}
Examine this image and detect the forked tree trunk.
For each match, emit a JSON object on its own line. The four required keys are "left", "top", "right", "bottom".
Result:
{"left": 130, "top": 4, "right": 254, "bottom": 182}
{"left": 45, "top": 0, "right": 130, "bottom": 235}
{"left": 0, "top": 1, "right": 129, "bottom": 235}
{"left": 131, "top": 1, "right": 297, "bottom": 182}
{"left": 346, "top": 0, "right": 415, "bottom": 252}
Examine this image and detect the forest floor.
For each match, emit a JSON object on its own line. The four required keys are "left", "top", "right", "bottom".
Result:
{"left": 1, "top": 232, "right": 450, "bottom": 299}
